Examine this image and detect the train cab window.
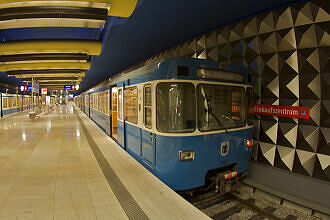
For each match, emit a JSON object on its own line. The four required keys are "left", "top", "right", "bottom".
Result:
{"left": 246, "top": 87, "right": 254, "bottom": 126}
{"left": 118, "top": 89, "right": 123, "bottom": 120}
{"left": 156, "top": 82, "right": 196, "bottom": 133}
{"left": 197, "top": 84, "right": 246, "bottom": 131}
{"left": 124, "top": 87, "right": 138, "bottom": 124}
{"left": 144, "top": 85, "right": 152, "bottom": 128}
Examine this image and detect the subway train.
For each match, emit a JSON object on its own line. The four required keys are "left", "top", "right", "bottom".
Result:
{"left": 75, "top": 58, "right": 254, "bottom": 192}
{"left": 0, "top": 93, "right": 38, "bottom": 117}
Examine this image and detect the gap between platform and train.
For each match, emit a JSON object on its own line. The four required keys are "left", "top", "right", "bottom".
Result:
{"left": 75, "top": 109, "right": 150, "bottom": 220}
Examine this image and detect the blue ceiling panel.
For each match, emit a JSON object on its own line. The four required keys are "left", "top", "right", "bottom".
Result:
{"left": 80, "top": 0, "right": 306, "bottom": 91}
{"left": 0, "top": 72, "right": 20, "bottom": 85}
{"left": 0, "top": 0, "right": 307, "bottom": 92}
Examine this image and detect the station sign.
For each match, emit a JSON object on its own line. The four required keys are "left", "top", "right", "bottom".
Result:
{"left": 64, "top": 85, "right": 79, "bottom": 91}
{"left": 64, "top": 85, "right": 74, "bottom": 91}
{"left": 20, "top": 86, "right": 32, "bottom": 92}
{"left": 41, "top": 88, "right": 47, "bottom": 95}
{"left": 253, "top": 104, "right": 310, "bottom": 119}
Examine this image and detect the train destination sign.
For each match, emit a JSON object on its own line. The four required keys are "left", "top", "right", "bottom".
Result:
{"left": 253, "top": 104, "right": 310, "bottom": 119}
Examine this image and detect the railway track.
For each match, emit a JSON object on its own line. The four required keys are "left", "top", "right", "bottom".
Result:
{"left": 184, "top": 190, "right": 300, "bottom": 220}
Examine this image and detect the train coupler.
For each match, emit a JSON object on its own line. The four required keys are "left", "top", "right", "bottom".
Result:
{"left": 214, "top": 171, "right": 238, "bottom": 194}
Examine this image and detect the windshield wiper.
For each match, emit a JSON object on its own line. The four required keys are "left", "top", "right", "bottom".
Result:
{"left": 209, "top": 107, "right": 229, "bottom": 134}
{"left": 201, "top": 87, "right": 228, "bottom": 134}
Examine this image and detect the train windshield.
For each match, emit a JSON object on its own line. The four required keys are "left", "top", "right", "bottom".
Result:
{"left": 197, "top": 84, "right": 246, "bottom": 131}
{"left": 157, "top": 83, "right": 196, "bottom": 133}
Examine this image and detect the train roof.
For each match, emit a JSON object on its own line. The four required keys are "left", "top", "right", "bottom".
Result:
{"left": 80, "top": 58, "right": 250, "bottom": 95}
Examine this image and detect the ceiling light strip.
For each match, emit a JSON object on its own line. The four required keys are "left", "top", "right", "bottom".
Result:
{"left": 0, "top": 6, "right": 108, "bottom": 21}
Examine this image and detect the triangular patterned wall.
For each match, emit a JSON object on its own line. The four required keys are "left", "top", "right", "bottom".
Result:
{"left": 125, "top": 0, "right": 330, "bottom": 182}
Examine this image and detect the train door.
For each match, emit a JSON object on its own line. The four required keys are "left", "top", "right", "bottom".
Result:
{"left": 141, "top": 85, "right": 156, "bottom": 166}
{"left": 84, "top": 95, "right": 88, "bottom": 115}
{"left": 82, "top": 96, "right": 85, "bottom": 112}
{"left": 117, "top": 87, "right": 125, "bottom": 148}
{"left": 0, "top": 93, "right": 3, "bottom": 118}
{"left": 111, "top": 87, "right": 118, "bottom": 140}
{"left": 83, "top": 96, "right": 85, "bottom": 112}
{"left": 88, "top": 94, "right": 91, "bottom": 117}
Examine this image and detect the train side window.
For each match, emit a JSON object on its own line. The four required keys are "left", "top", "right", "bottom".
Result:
{"left": 106, "top": 91, "right": 110, "bottom": 115}
{"left": 118, "top": 89, "right": 123, "bottom": 120}
{"left": 124, "top": 87, "right": 138, "bottom": 124}
{"left": 91, "top": 94, "right": 93, "bottom": 108}
{"left": 8, "top": 98, "right": 12, "bottom": 108}
{"left": 94, "top": 94, "right": 97, "bottom": 110}
{"left": 144, "top": 85, "right": 152, "bottom": 128}
{"left": 3, "top": 98, "right": 7, "bottom": 108}
{"left": 95, "top": 94, "right": 97, "bottom": 110}
{"left": 98, "top": 92, "right": 102, "bottom": 112}
{"left": 102, "top": 92, "right": 105, "bottom": 113}
{"left": 157, "top": 83, "right": 196, "bottom": 133}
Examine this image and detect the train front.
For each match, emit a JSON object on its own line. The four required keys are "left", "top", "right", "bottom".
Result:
{"left": 154, "top": 60, "right": 254, "bottom": 192}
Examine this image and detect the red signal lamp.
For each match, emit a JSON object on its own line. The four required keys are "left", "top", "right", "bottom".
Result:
{"left": 246, "top": 139, "right": 253, "bottom": 148}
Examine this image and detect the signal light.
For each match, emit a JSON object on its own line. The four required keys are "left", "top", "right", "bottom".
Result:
{"left": 246, "top": 139, "right": 253, "bottom": 148}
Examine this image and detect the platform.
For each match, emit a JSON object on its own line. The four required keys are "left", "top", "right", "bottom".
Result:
{"left": 0, "top": 103, "right": 210, "bottom": 220}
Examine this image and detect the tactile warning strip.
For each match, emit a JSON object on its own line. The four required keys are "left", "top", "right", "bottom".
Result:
{"left": 75, "top": 110, "right": 149, "bottom": 220}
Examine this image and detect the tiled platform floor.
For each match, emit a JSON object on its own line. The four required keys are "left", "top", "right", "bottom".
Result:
{"left": 0, "top": 104, "right": 128, "bottom": 220}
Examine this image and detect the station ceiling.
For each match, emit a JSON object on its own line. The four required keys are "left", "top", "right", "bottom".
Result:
{"left": 0, "top": 0, "right": 306, "bottom": 92}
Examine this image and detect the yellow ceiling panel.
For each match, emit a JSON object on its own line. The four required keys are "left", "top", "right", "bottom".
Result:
{"left": 14, "top": 72, "right": 85, "bottom": 78}
{"left": 0, "top": 18, "right": 106, "bottom": 30}
{"left": 0, "top": 62, "right": 90, "bottom": 71}
{"left": 108, "top": 0, "right": 138, "bottom": 17}
{"left": 0, "top": 0, "right": 138, "bottom": 16}
{"left": 0, "top": 41, "right": 102, "bottom": 55}
{"left": 0, "top": 0, "right": 111, "bottom": 8}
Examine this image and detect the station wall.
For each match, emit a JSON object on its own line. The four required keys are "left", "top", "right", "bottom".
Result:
{"left": 123, "top": 0, "right": 330, "bottom": 184}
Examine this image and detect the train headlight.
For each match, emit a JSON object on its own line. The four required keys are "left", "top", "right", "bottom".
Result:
{"left": 179, "top": 150, "right": 195, "bottom": 161}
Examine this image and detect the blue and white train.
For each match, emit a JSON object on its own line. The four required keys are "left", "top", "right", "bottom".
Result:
{"left": 0, "top": 93, "right": 38, "bottom": 118}
{"left": 75, "top": 58, "right": 254, "bottom": 192}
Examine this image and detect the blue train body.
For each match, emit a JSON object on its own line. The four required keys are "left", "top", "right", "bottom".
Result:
{"left": 76, "top": 58, "right": 253, "bottom": 191}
